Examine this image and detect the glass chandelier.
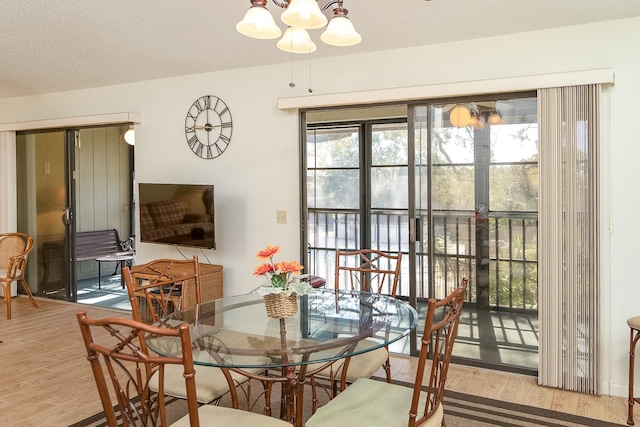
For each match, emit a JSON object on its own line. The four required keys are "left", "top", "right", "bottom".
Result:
{"left": 236, "top": 0, "right": 361, "bottom": 54}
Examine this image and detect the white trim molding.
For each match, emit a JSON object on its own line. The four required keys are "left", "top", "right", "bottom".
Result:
{"left": 0, "top": 112, "right": 142, "bottom": 132}
{"left": 277, "top": 68, "right": 615, "bottom": 110}
{"left": 0, "top": 132, "right": 17, "bottom": 232}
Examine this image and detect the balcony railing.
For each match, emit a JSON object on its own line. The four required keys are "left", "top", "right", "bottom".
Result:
{"left": 307, "top": 209, "right": 538, "bottom": 311}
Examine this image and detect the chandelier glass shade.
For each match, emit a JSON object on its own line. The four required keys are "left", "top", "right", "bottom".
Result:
{"left": 450, "top": 105, "right": 505, "bottom": 128}
{"left": 450, "top": 105, "right": 471, "bottom": 128}
{"left": 281, "top": 0, "right": 327, "bottom": 29}
{"left": 320, "top": 7, "right": 361, "bottom": 46}
{"left": 237, "top": 0, "right": 361, "bottom": 52}
{"left": 469, "top": 113, "right": 484, "bottom": 129}
{"left": 236, "top": 4, "right": 282, "bottom": 39}
{"left": 487, "top": 112, "right": 504, "bottom": 125}
{"left": 277, "top": 27, "right": 317, "bottom": 53}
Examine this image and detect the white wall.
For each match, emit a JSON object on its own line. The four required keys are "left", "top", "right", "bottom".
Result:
{"left": 1, "top": 17, "right": 639, "bottom": 397}
{"left": 0, "top": 132, "right": 17, "bottom": 231}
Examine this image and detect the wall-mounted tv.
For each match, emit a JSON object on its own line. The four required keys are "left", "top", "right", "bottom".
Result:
{"left": 138, "top": 183, "right": 216, "bottom": 249}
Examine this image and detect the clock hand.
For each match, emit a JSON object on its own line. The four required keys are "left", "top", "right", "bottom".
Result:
{"left": 195, "top": 124, "right": 221, "bottom": 131}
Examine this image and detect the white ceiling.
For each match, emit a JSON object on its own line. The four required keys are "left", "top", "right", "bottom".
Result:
{"left": 1, "top": 0, "right": 639, "bottom": 100}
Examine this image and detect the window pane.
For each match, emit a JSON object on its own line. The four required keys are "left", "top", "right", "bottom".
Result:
{"left": 307, "top": 169, "right": 359, "bottom": 209}
{"left": 489, "top": 164, "right": 539, "bottom": 211}
{"left": 431, "top": 165, "right": 475, "bottom": 210}
{"left": 491, "top": 124, "right": 538, "bottom": 163}
{"left": 371, "top": 166, "right": 408, "bottom": 209}
{"left": 432, "top": 128, "right": 475, "bottom": 164}
{"left": 372, "top": 125, "right": 408, "bottom": 166}
{"left": 307, "top": 128, "right": 359, "bottom": 168}
{"left": 431, "top": 104, "right": 476, "bottom": 165}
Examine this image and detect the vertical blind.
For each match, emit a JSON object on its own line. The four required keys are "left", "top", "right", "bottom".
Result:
{"left": 538, "top": 84, "right": 600, "bottom": 393}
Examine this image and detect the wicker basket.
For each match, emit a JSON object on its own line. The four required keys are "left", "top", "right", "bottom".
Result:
{"left": 263, "top": 292, "right": 298, "bottom": 319}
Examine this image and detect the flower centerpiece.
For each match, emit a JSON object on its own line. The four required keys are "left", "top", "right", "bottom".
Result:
{"left": 253, "top": 245, "right": 314, "bottom": 318}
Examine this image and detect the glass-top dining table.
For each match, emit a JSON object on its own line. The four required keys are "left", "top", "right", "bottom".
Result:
{"left": 146, "top": 288, "right": 418, "bottom": 426}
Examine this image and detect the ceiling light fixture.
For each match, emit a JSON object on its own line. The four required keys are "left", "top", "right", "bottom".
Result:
{"left": 486, "top": 111, "right": 504, "bottom": 125}
{"left": 124, "top": 125, "right": 135, "bottom": 146}
{"left": 237, "top": 0, "right": 361, "bottom": 53}
{"left": 449, "top": 105, "right": 471, "bottom": 128}
{"left": 450, "top": 106, "right": 505, "bottom": 128}
{"left": 469, "top": 113, "right": 484, "bottom": 129}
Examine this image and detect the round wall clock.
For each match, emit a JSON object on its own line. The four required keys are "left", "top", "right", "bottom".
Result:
{"left": 184, "top": 95, "right": 233, "bottom": 159}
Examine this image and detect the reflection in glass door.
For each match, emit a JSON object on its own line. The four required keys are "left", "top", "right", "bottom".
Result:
{"left": 16, "top": 130, "right": 71, "bottom": 299}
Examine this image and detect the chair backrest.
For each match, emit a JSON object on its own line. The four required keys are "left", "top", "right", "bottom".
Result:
{"left": 334, "top": 249, "right": 402, "bottom": 297}
{"left": 76, "top": 310, "right": 199, "bottom": 427}
{"left": 409, "top": 277, "right": 468, "bottom": 427}
{"left": 0, "top": 232, "right": 33, "bottom": 277}
{"left": 0, "top": 232, "right": 30, "bottom": 266}
{"left": 124, "top": 256, "right": 202, "bottom": 324}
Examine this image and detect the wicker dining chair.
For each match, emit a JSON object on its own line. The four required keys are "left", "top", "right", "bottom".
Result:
{"left": 0, "top": 232, "right": 38, "bottom": 319}
{"left": 305, "top": 249, "right": 402, "bottom": 411}
{"left": 123, "top": 257, "right": 265, "bottom": 408}
{"left": 126, "top": 256, "right": 203, "bottom": 322}
{"left": 76, "top": 311, "right": 289, "bottom": 427}
{"left": 306, "top": 278, "right": 468, "bottom": 427}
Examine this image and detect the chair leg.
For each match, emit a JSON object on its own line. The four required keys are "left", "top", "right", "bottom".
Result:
{"left": 310, "top": 375, "right": 319, "bottom": 414}
{"left": 19, "top": 278, "right": 39, "bottom": 309}
{"left": 383, "top": 355, "right": 392, "bottom": 383}
{"left": 629, "top": 327, "right": 640, "bottom": 425}
{"left": 3, "top": 284, "right": 11, "bottom": 320}
{"left": 262, "top": 380, "right": 273, "bottom": 417}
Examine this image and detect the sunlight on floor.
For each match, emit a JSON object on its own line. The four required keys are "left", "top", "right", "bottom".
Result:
{"left": 76, "top": 275, "right": 132, "bottom": 311}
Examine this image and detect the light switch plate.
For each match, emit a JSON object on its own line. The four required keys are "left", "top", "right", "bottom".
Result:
{"left": 276, "top": 210, "right": 287, "bottom": 224}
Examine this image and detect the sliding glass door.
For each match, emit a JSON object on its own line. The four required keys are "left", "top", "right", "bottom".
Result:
{"left": 15, "top": 125, "right": 133, "bottom": 302}
{"left": 303, "top": 94, "right": 540, "bottom": 372}
{"left": 16, "top": 130, "right": 74, "bottom": 300}
{"left": 411, "top": 96, "right": 539, "bottom": 370}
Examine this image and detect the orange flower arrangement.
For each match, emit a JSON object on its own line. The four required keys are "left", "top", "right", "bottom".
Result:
{"left": 253, "top": 245, "right": 313, "bottom": 296}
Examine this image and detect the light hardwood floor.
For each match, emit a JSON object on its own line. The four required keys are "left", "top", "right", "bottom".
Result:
{"left": 0, "top": 296, "right": 632, "bottom": 426}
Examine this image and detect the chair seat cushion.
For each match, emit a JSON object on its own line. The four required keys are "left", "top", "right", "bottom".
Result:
{"left": 148, "top": 326, "right": 270, "bottom": 403}
{"left": 306, "top": 377, "right": 443, "bottom": 427}
{"left": 150, "top": 363, "right": 265, "bottom": 404}
{"left": 308, "top": 339, "right": 388, "bottom": 382}
{"left": 629, "top": 316, "right": 640, "bottom": 330}
{"left": 0, "top": 268, "right": 22, "bottom": 279}
{"left": 171, "top": 404, "right": 291, "bottom": 426}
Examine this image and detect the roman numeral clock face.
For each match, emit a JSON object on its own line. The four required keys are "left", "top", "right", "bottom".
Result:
{"left": 184, "top": 95, "right": 233, "bottom": 159}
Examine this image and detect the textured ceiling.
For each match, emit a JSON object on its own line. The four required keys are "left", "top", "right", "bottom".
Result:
{"left": 1, "top": 0, "right": 639, "bottom": 100}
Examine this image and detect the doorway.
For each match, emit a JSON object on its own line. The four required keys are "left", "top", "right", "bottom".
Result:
{"left": 302, "top": 93, "right": 539, "bottom": 373}
{"left": 15, "top": 125, "right": 134, "bottom": 305}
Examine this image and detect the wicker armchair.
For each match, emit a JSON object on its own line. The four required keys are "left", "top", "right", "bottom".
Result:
{"left": 0, "top": 232, "right": 38, "bottom": 319}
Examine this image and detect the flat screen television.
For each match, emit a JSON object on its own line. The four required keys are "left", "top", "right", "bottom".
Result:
{"left": 138, "top": 183, "right": 216, "bottom": 249}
